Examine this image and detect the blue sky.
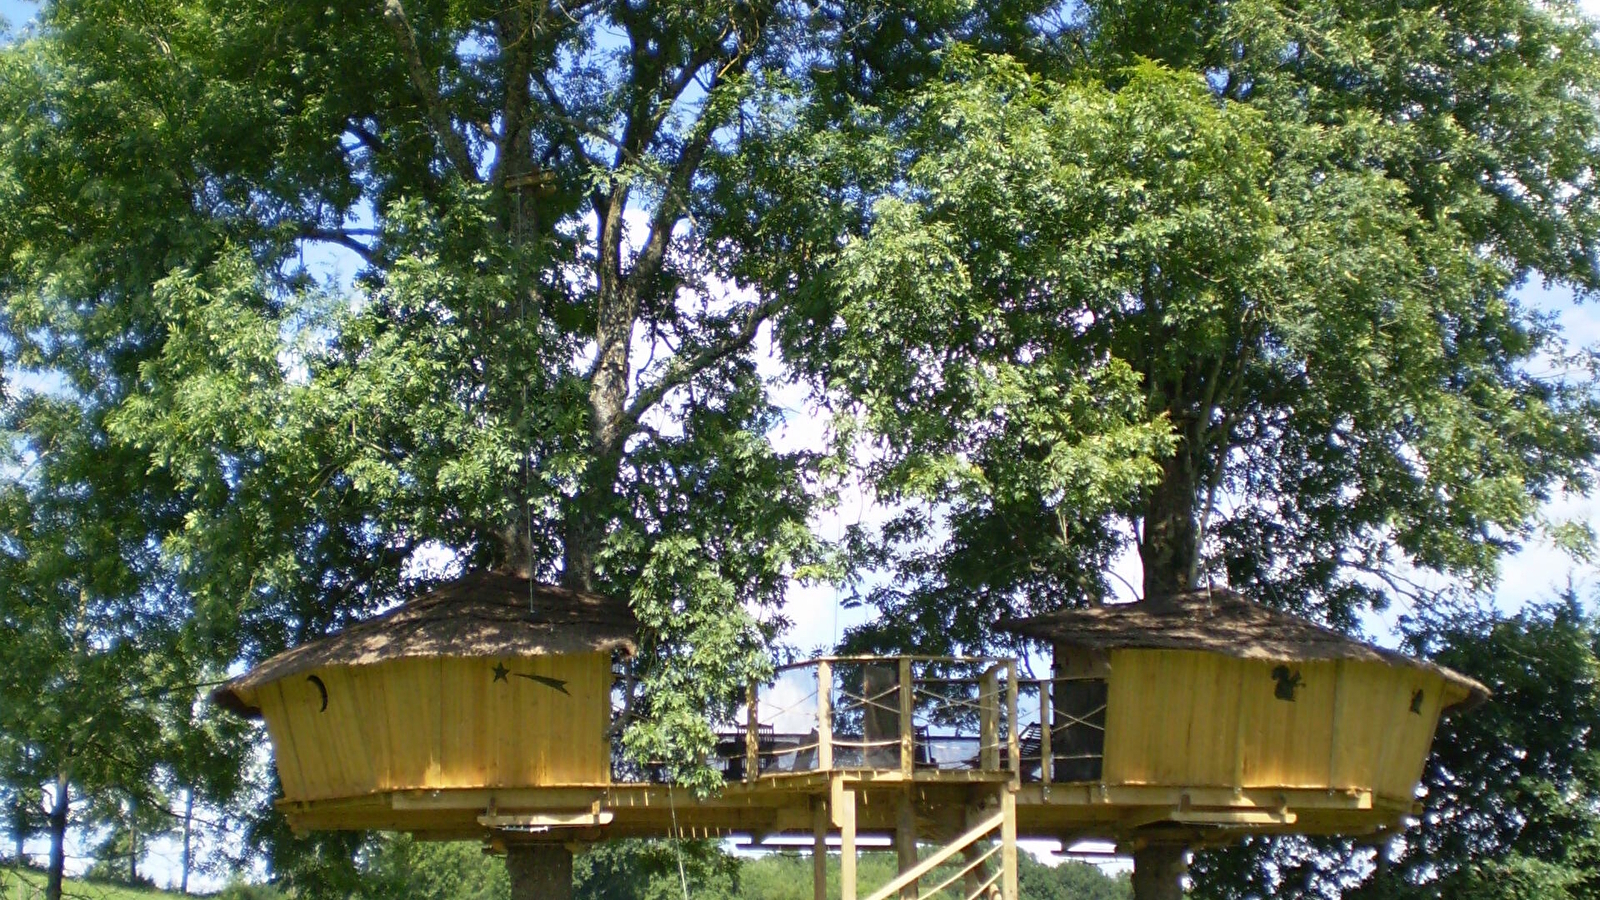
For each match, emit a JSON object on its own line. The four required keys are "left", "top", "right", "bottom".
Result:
{"left": 0, "top": 0, "right": 31, "bottom": 35}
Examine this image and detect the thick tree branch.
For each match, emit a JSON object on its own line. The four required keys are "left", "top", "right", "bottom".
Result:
{"left": 633, "top": 55, "right": 749, "bottom": 287}
{"left": 299, "top": 228, "right": 379, "bottom": 267}
{"left": 624, "top": 293, "right": 785, "bottom": 426}
{"left": 382, "top": 0, "right": 479, "bottom": 179}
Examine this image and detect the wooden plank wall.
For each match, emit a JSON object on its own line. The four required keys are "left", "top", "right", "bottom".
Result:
{"left": 1098, "top": 649, "right": 1450, "bottom": 804}
{"left": 257, "top": 652, "right": 612, "bottom": 802}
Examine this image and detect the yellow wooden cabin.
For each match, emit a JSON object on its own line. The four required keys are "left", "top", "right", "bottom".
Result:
{"left": 212, "top": 571, "right": 637, "bottom": 815}
{"left": 1000, "top": 588, "right": 1489, "bottom": 838}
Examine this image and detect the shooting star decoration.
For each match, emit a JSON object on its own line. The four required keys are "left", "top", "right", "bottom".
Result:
{"left": 488, "top": 662, "right": 569, "bottom": 694}
{"left": 514, "top": 672, "right": 570, "bottom": 695}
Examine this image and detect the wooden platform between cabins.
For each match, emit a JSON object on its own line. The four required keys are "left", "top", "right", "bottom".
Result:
{"left": 274, "top": 769, "right": 1414, "bottom": 844}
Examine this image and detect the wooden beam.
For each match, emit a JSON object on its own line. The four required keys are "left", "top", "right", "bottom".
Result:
{"left": 387, "top": 788, "right": 606, "bottom": 811}
{"left": 1006, "top": 661, "right": 1020, "bottom": 782}
{"left": 1001, "top": 789, "right": 1018, "bottom": 900}
{"left": 980, "top": 667, "right": 1000, "bottom": 771}
{"left": 747, "top": 681, "right": 760, "bottom": 784}
{"left": 813, "top": 797, "right": 828, "bottom": 900}
{"left": 1169, "top": 809, "right": 1297, "bottom": 826}
{"left": 836, "top": 780, "right": 858, "bottom": 900}
{"left": 478, "top": 811, "right": 613, "bottom": 828}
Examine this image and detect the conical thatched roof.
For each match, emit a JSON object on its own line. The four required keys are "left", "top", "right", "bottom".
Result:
{"left": 999, "top": 588, "right": 1489, "bottom": 710}
{"left": 213, "top": 570, "right": 637, "bottom": 717}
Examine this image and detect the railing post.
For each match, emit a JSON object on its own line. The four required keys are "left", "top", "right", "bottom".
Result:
{"left": 746, "top": 680, "right": 759, "bottom": 783}
{"left": 1006, "top": 661, "right": 1020, "bottom": 781}
{"left": 817, "top": 661, "right": 833, "bottom": 772}
{"left": 899, "top": 657, "right": 914, "bottom": 777}
{"left": 1038, "top": 678, "right": 1052, "bottom": 785}
{"left": 980, "top": 666, "right": 999, "bottom": 771}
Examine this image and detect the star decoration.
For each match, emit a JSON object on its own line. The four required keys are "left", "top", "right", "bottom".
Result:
{"left": 492, "top": 662, "right": 509, "bottom": 682}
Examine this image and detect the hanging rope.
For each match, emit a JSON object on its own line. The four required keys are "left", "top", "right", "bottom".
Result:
{"left": 667, "top": 782, "right": 691, "bottom": 900}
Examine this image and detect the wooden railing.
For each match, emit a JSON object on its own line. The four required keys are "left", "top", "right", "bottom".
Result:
{"left": 739, "top": 656, "right": 1022, "bottom": 781}
{"left": 611, "top": 656, "right": 1109, "bottom": 786}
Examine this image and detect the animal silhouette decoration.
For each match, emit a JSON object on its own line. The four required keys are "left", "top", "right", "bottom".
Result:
{"left": 1272, "top": 665, "right": 1303, "bottom": 701}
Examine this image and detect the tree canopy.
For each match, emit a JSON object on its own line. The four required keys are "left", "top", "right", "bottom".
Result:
{"left": 2, "top": 0, "right": 1600, "bottom": 895}
{"left": 783, "top": 2, "right": 1600, "bottom": 658}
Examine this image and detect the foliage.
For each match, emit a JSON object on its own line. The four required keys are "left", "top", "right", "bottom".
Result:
{"left": 1017, "top": 856, "right": 1132, "bottom": 900}
{"left": 765, "top": 0, "right": 1600, "bottom": 661}
{"left": 1190, "top": 596, "right": 1600, "bottom": 899}
{"left": 0, "top": 0, "right": 1079, "bottom": 802}
{"left": 359, "top": 836, "right": 508, "bottom": 900}
{"left": 576, "top": 839, "right": 740, "bottom": 900}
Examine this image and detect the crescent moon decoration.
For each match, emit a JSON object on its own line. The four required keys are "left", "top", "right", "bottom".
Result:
{"left": 514, "top": 672, "right": 570, "bottom": 695}
{"left": 306, "top": 675, "right": 329, "bottom": 712}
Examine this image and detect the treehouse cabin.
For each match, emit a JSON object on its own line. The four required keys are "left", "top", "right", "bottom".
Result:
{"left": 212, "top": 571, "right": 636, "bottom": 824}
{"left": 999, "top": 588, "right": 1489, "bottom": 839}
{"left": 212, "top": 577, "right": 1488, "bottom": 900}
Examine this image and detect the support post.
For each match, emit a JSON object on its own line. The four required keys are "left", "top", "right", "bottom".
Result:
{"left": 1038, "top": 678, "right": 1052, "bottom": 785}
{"left": 506, "top": 843, "right": 573, "bottom": 900}
{"left": 899, "top": 657, "right": 915, "bottom": 776}
{"left": 747, "top": 680, "right": 760, "bottom": 783}
{"left": 1000, "top": 789, "right": 1018, "bottom": 900}
{"left": 817, "top": 661, "right": 833, "bottom": 772}
{"left": 834, "top": 779, "right": 858, "bottom": 900}
{"left": 896, "top": 791, "right": 918, "bottom": 900}
{"left": 1130, "top": 844, "right": 1188, "bottom": 900}
{"left": 1006, "top": 661, "right": 1020, "bottom": 781}
{"left": 813, "top": 796, "right": 829, "bottom": 900}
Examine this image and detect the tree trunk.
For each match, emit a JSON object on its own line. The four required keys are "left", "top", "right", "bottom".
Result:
{"left": 1140, "top": 448, "right": 1201, "bottom": 604}
{"left": 1134, "top": 415, "right": 1201, "bottom": 897}
{"left": 1131, "top": 844, "right": 1187, "bottom": 900}
{"left": 45, "top": 775, "right": 68, "bottom": 900}
{"left": 506, "top": 843, "right": 572, "bottom": 900}
{"left": 180, "top": 789, "right": 194, "bottom": 893}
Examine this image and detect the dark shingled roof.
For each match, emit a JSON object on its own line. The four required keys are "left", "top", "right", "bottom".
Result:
{"left": 213, "top": 570, "right": 637, "bottom": 718}
{"left": 999, "top": 588, "right": 1489, "bottom": 710}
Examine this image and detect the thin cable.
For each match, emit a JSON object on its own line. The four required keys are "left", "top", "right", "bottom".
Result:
{"left": 517, "top": 185, "right": 535, "bottom": 616}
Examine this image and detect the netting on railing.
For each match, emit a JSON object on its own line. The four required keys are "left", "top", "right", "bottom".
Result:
{"left": 1049, "top": 675, "right": 1107, "bottom": 783}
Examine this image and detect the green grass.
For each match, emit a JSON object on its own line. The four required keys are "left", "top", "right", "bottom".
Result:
{"left": 0, "top": 867, "right": 177, "bottom": 900}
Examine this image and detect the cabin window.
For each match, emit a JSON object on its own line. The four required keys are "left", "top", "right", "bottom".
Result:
{"left": 1051, "top": 649, "right": 1109, "bottom": 783}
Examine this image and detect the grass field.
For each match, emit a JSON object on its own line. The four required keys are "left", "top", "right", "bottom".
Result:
{"left": 0, "top": 867, "right": 176, "bottom": 900}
